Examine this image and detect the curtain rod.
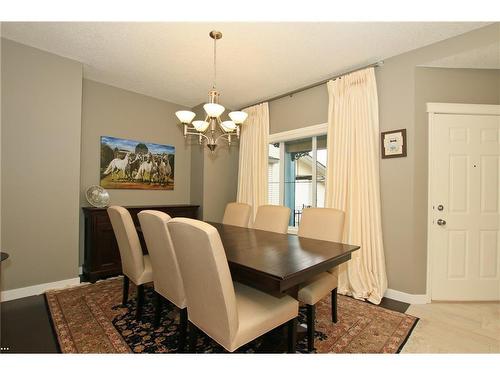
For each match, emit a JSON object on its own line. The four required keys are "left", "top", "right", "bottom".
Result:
{"left": 242, "top": 60, "right": 384, "bottom": 110}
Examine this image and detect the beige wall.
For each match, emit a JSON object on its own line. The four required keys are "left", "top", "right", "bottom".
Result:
{"left": 202, "top": 144, "right": 239, "bottom": 222}
{"left": 1, "top": 38, "right": 83, "bottom": 291}
{"left": 269, "top": 84, "right": 328, "bottom": 133}
{"left": 190, "top": 144, "right": 204, "bottom": 218}
{"left": 80, "top": 79, "right": 191, "bottom": 206}
{"left": 80, "top": 79, "right": 192, "bottom": 263}
{"left": 1, "top": 41, "right": 237, "bottom": 290}
{"left": 189, "top": 104, "right": 206, "bottom": 219}
{"left": 377, "top": 24, "right": 499, "bottom": 294}
{"left": 268, "top": 23, "right": 500, "bottom": 294}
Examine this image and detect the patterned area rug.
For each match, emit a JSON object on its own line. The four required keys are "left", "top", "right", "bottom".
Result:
{"left": 45, "top": 277, "right": 418, "bottom": 353}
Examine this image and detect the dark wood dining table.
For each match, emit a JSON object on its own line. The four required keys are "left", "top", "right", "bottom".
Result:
{"left": 206, "top": 222, "right": 359, "bottom": 298}
{"left": 138, "top": 221, "right": 359, "bottom": 298}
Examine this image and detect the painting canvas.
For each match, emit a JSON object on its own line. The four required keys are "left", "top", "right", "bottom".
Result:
{"left": 100, "top": 136, "right": 175, "bottom": 190}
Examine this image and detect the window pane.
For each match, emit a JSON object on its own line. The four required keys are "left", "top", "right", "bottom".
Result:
{"left": 316, "top": 135, "right": 327, "bottom": 208}
{"left": 284, "top": 138, "right": 312, "bottom": 227}
{"left": 268, "top": 143, "right": 280, "bottom": 205}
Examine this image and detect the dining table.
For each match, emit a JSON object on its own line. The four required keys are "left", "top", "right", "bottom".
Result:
{"left": 206, "top": 222, "right": 360, "bottom": 298}
{"left": 137, "top": 221, "right": 359, "bottom": 298}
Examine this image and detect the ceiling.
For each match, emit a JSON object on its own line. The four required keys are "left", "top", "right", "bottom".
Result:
{"left": 421, "top": 42, "right": 500, "bottom": 69}
{"left": 1, "top": 22, "right": 491, "bottom": 108}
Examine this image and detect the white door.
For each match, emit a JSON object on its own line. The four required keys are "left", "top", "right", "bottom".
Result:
{"left": 429, "top": 104, "right": 500, "bottom": 301}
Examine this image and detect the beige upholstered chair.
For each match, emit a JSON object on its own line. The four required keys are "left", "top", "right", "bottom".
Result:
{"left": 252, "top": 205, "right": 291, "bottom": 234}
{"left": 297, "top": 207, "right": 345, "bottom": 352}
{"left": 107, "top": 206, "right": 153, "bottom": 321}
{"left": 222, "top": 202, "right": 251, "bottom": 227}
{"left": 167, "top": 217, "right": 299, "bottom": 353}
{"left": 138, "top": 210, "right": 188, "bottom": 350}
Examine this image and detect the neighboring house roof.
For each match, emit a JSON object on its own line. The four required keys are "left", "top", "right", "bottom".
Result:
{"left": 298, "top": 155, "right": 326, "bottom": 177}
{"left": 267, "top": 154, "right": 326, "bottom": 177}
{"left": 269, "top": 156, "right": 280, "bottom": 164}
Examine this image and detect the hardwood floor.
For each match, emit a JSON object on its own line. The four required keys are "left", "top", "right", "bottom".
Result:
{"left": 0, "top": 294, "right": 408, "bottom": 354}
{"left": 1, "top": 295, "right": 59, "bottom": 353}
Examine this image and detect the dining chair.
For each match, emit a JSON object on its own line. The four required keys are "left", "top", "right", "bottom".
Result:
{"left": 138, "top": 210, "right": 188, "bottom": 351}
{"left": 167, "top": 217, "right": 299, "bottom": 353}
{"left": 107, "top": 206, "right": 153, "bottom": 321}
{"left": 252, "top": 205, "right": 291, "bottom": 234}
{"left": 222, "top": 202, "right": 252, "bottom": 227}
{"left": 297, "top": 207, "right": 345, "bottom": 352}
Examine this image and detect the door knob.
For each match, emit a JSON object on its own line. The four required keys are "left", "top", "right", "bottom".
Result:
{"left": 437, "top": 219, "right": 446, "bottom": 226}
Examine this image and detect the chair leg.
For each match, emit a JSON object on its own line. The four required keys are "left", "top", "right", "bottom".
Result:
{"left": 331, "top": 288, "right": 338, "bottom": 323}
{"left": 306, "top": 304, "right": 315, "bottom": 352}
{"left": 153, "top": 292, "right": 163, "bottom": 328}
{"left": 122, "top": 276, "right": 129, "bottom": 305}
{"left": 188, "top": 321, "right": 197, "bottom": 353}
{"left": 179, "top": 308, "right": 188, "bottom": 353}
{"left": 287, "top": 317, "right": 297, "bottom": 353}
{"left": 135, "top": 284, "right": 145, "bottom": 321}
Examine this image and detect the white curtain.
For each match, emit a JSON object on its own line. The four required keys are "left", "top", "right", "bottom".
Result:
{"left": 326, "top": 68, "right": 388, "bottom": 304}
{"left": 237, "top": 102, "right": 269, "bottom": 222}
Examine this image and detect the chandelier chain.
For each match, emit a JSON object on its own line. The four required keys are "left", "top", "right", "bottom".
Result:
{"left": 213, "top": 37, "right": 217, "bottom": 89}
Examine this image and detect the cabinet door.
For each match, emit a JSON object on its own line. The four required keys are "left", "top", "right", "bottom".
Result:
{"left": 91, "top": 214, "right": 121, "bottom": 273}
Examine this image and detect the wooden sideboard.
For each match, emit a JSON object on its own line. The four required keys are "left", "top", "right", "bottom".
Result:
{"left": 82, "top": 204, "right": 199, "bottom": 282}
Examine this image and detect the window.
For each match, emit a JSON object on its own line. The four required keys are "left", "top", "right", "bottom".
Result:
{"left": 268, "top": 129, "right": 327, "bottom": 229}
{"left": 316, "top": 135, "right": 327, "bottom": 208}
{"left": 268, "top": 143, "right": 281, "bottom": 205}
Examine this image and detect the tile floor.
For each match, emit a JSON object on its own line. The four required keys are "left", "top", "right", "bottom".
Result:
{"left": 402, "top": 301, "right": 500, "bottom": 353}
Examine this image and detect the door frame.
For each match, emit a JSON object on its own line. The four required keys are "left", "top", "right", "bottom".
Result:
{"left": 426, "top": 102, "right": 500, "bottom": 301}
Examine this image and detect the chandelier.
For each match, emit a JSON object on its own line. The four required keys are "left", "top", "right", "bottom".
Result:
{"left": 175, "top": 30, "right": 248, "bottom": 153}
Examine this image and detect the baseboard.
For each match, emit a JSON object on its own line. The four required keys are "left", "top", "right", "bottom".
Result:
{"left": 0, "top": 277, "right": 81, "bottom": 302}
{"left": 384, "top": 288, "right": 430, "bottom": 305}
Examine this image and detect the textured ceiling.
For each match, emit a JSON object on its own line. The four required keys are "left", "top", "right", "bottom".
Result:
{"left": 1, "top": 22, "right": 490, "bottom": 108}
{"left": 421, "top": 42, "right": 500, "bottom": 69}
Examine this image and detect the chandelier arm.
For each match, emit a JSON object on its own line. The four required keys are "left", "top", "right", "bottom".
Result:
{"left": 185, "top": 125, "right": 208, "bottom": 134}
{"left": 215, "top": 133, "right": 235, "bottom": 143}
{"left": 185, "top": 130, "right": 210, "bottom": 141}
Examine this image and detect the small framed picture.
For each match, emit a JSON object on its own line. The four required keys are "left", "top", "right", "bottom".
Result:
{"left": 381, "top": 129, "right": 407, "bottom": 159}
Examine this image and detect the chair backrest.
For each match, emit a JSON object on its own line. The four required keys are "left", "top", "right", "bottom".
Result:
{"left": 167, "top": 218, "right": 238, "bottom": 348}
{"left": 298, "top": 207, "right": 345, "bottom": 242}
{"left": 222, "top": 202, "right": 251, "bottom": 227}
{"left": 253, "top": 205, "right": 291, "bottom": 234}
{"left": 107, "top": 206, "right": 145, "bottom": 283}
{"left": 137, "top": 210, "right": 186, "bottom": 309}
